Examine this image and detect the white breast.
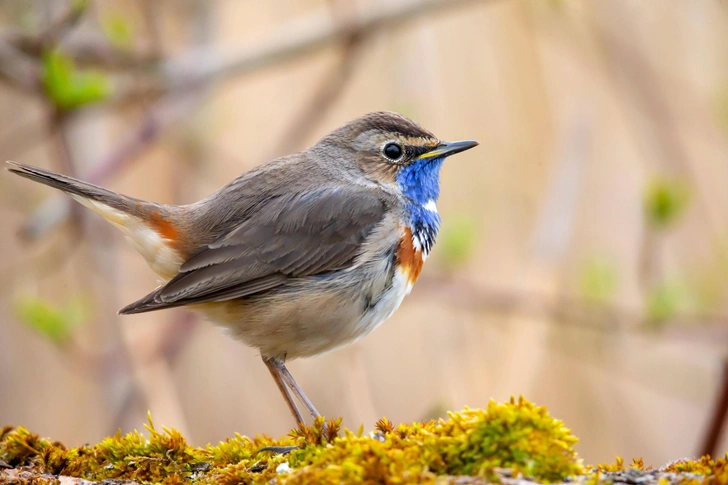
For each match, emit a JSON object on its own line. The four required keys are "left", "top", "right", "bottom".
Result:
{"left": 354, "top": 266, "right": 416, "bottom": 338}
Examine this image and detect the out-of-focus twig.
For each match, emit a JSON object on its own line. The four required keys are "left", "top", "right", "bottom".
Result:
{"left": 532, "top": 110, "right": 591, "bottom": 263}
{"left": 110, "top": 313, "right": 200, "bottom": 431}
{"left": 273, "top": 36, "right": 365, "bottom": 156}
{"left": 48, "top": 111, "right": 77, "bottom": 176}
{"left": 699, "top": 358, "right": 728, "bottom": 457}
{"left": 114, "top": 0, "right": 491, "bottom": 102}
{"left": 20, "top": 90, "right": 203, "bottom": 241}
{"left": 52, "top": 33, "right": 161, "bottom": 70}
{"left": 7, "top": 0, "right": 88, "bottom": 56}
{"left": 18, "top": 0, "right": 497, "bottom": 239}
{"left": 0, "top": 0, "right": 88, "bottom": 92}
{"left": 44, "top": 110, "right": 86, "bottom": 265}
{"left": 137, "top": 0, "right": 164, "bottom": 60}
{"left": 0, "top": 38, "right": 41, "bottom": 93}
{"left": 2, "top": 0, "right": 491, "bottom": 103}
{"left": 415, "top": 276, "right": 728, "bottom": 335}
{"left": 590, "top": 7, "right": 726, "bottom": 249}
{"left": 272, "top": 4, "right": 367, "bottom": 157}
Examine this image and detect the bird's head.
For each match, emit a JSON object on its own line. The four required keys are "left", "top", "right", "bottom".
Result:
{"left": 318, "top": 111, "right": 478, "bottom": 207}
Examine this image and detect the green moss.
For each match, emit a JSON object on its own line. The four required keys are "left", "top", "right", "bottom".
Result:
{"left": 1, "top": 398, "right": 721, "bottom": 485}
{"left": 285, "top": 398, "right": 582, "bottom": 484}
{"left": 663, "top": 455, "right": 728, "bottom": 482}
{"left": 593, "top": 455, "right": 728, "bottom": 485}
{"left": 0, "top": 414, "right": 292, "bottom": 484}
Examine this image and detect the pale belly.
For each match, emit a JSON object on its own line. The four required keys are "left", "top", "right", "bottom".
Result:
{"left": 195, "top": 265, "right": 415, "bottom": 360}
{"left": 350, "top": 267, "right": 413, "bottom": 342}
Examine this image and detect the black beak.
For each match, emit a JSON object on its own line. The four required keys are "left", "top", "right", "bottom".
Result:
{"left": 418, "top": 140, "right": 479, "bottom": 160}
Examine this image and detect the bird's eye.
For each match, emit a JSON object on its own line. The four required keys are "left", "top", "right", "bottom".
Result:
{"left": 383, "top": 142, "right": 403, "bottom": 161}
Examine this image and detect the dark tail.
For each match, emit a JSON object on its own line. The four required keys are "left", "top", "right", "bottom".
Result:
{"left": 7, "top": 161, "right": 192, "bottom": 315}
{"left": 5, "top": 161, "right": 143, "bottom": 215}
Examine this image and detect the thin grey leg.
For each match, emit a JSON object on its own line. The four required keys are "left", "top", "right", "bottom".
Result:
{"left": 274, "top": 359, "right": 321, "bottom": 419}
{"left": 263, "top": 356, "right": 305, "bottom": 426}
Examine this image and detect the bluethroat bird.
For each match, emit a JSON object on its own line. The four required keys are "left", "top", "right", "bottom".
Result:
{"left": 7, "top": 112, "right": 478, "bottom": 427}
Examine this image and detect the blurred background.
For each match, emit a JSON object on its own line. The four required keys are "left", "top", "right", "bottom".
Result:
{"left": 0, "top": 0, "right": 727, "bottom": 467}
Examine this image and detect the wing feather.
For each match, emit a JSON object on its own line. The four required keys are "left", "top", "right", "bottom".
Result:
{"left": 119, "top": 186, "right": 386, "bottom": 314}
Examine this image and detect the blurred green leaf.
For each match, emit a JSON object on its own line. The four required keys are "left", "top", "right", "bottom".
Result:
{"left": 644, "top": 177, "right": 689, "bottom": 229}
{"left": 102, "top": 12, "right": 134, "bottom": 49}
{"left": 645, "top": 282, "right": 685, "bottom": 325}
{"left": 578, "top": 257, "right": 618, "bottom": 303}
{"left": 42, "top": 51, "right": 110, "bottom": 111}
{"left": 14, "top": 295, "right": 91, "bottom": 343}
{"left": 438, "top": 214, "right": 478, "bottom": 269}
{"left": 72, "top": 0, "right": 90, "bottom": 13}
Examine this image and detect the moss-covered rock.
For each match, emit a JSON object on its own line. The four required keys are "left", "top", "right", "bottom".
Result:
{"left": 285, "top": 398, "right": 582, "bottom": 484}
{"left": 0, "top": 397, "right": 724, "bottom": 485}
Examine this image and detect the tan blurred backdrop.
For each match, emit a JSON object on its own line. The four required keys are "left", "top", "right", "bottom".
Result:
{"left": 1, "top": 0, "right": 727, "bottom": 467}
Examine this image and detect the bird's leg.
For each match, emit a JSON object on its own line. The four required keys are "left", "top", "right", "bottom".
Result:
{"left": 263, "top": 356, "right": 305, "bottom": 427}
{"left": 258, "top": 356, "right": 324, "bottom": 456}
{"left": 275, "top": 360, "right": 322, "bottom": 420}
{"left": 265, "top": 356, "right": 321, "bottom": 420}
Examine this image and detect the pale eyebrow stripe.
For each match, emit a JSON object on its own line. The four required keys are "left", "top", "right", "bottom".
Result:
{"left": 398, "top": 136, "right": 439, "bottom": 147}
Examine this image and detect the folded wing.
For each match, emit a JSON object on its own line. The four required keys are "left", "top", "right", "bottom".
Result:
{"left": 119, "top": 187, "right": 386, "bottom": 314}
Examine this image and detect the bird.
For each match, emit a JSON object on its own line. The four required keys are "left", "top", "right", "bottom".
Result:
{"left": 6, "top": 111, "right": 478, "bottom": 428}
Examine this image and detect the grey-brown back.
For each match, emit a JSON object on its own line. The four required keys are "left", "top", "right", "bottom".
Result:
{"left": 120, "top": 148, "right": 403, "bottom": 314}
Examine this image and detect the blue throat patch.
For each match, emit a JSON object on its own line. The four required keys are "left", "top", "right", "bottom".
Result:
{"left": 396, "top": 156, "right": 444, "bottom": 253}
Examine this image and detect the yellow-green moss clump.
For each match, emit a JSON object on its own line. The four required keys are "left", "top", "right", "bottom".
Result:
{"left": 286, "top": 398, "right": 582, "bottom": 484}
{"left": 593, "top": 455, "right": 728, "bottom": 485}
{"left": 0, "top": 397, "right": 581, "bottom": 484}
{"left": 21, "top": 396, "right": 728, "bottom": 485}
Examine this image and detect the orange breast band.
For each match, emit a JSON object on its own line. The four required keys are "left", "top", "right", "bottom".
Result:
{"left": 396, "top": 226, "right": 424, "bottom": 285}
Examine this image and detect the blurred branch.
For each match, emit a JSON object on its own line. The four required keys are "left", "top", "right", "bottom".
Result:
{"left": 699, "top": 358, "right": 728, "bottom": 457}
{"left": 0, "top": 0, "right": 490, "bottom": 102}
{"left": 110, "top": 313, "right": 199, "bottom": 431}
{"left": 13, "top": 0, "right": 493, "bottom": 239}
{"left": 49, "top": 111, "right": 77, "bottom": 176}
{"left": 590, "top": 9, "right": 726, "bottom": 248}
{"left": 50, "top": 33, "right": 161, "bottom": 70}
{"left": 0, "top": 0, "right": 89, "bottom": 93}
{"left": 46, "top": 111, "right": 86, "bottom": 258}
{"left": 416, "top": 276, "right": 728, "bottom": 336}
{"left": 113, "top": 0, "right": 489, "bottom": 102}
{"left": 19, "top": 90, "right": 203, "bottom": 241}
{"left": 274, "top": 35, "right": 364, "bottom": 156}
{"left": 272, "top": 2, "right": 367, "bottom": 157}
{"left": 532, "top": 110, "right": 590, "bottom": 262}
{"left": 0, "top": 38, "right": 41, "bottom": 93}
{"left": 6, "top": 0, "right": 88, "bottom": 56}
{"left": 137, "top": 0, "right": 164, "bottom": 60}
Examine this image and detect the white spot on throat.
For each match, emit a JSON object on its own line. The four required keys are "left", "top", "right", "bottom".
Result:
{"left": 412, "top": 234, "right": 422, "bottom": 252}
{"left": 410, "top": 230, "right": 429, "bottom": 261}
{"left": 423, "top": 199, "right": 438, "bottom": 213}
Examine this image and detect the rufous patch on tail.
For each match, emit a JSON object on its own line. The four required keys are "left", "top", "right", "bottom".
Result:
{"left": 70, "top": 195, "right": 184, "bottom": 280}
{"left": 5, "top": 162, "right": 186, "bottom": 281}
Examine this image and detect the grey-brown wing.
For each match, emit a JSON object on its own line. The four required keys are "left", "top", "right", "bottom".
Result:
{"left": 119, "top": 187, "right": 386, "bottom": 314}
